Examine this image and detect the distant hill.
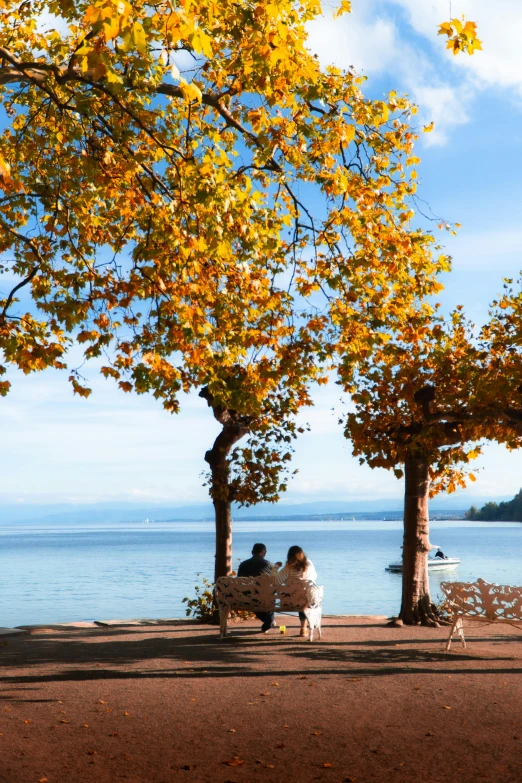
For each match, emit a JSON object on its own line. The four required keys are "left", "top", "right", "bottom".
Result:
{"left": 466, "top": 490, "right": 522, "bottom": 522}
{"left": 1, "top": 496, "right": 494, "bottom": 525}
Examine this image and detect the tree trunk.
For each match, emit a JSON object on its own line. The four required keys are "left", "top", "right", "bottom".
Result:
{"left": 199, "top": 386, "right": 250, "bottom": 586}
{"left": 210, "top": 468, "right": 233, "bottom": 583}
{"left": 204, "top": 448, "right": 235, "bottom": 624}
{"left": 399, "top": 455, "right": 439, "bottom": 626}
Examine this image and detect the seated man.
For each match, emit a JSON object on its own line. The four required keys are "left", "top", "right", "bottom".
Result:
{"left": 237, "top": 543, "right": 277, "bottom": 633}
{"left": 435, "top": 548, "right": 447, "bottom": 560}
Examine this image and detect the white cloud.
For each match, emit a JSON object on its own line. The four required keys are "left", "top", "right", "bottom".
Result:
{"left": 307, "top": 9, "right": 398, "bottom": 74}
{"left": 446, "top": 227, "right": 522, "bottom": 272}
{"left": 413, "top": 83, "right": 470, "bottom": 145}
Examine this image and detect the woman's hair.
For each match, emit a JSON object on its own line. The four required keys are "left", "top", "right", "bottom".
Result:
{"left": 286, "top": 545, "right": 309, "bottom": 573}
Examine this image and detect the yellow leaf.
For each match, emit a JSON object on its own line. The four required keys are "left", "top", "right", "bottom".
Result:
{"left": 333, "top": 0, "right": 351, "bottom": 19}
{"left": 103, "top": 15, "right": 120, "bottom": 42}
{"left": 179, "top": 79, "right": 203, "bottom": 103}
{"left": 223, "top": 757, "right": 244, "bottom": 766}
{"left": 131, "top": 21, "right": 147, "bottom": 54}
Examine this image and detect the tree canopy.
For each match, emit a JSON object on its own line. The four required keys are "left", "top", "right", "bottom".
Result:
{"left": 342, "top": 309, "right": 498, "bottom": 495}
{"left": 0, "top": 0, "right": 449, "bottom": 404}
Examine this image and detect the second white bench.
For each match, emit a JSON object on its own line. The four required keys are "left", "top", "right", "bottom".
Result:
{"left": 441, "top": 578, "right": 522, "bottom": 650}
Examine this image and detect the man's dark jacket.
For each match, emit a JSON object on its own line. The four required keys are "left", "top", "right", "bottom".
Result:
{"left": 237, "top": 555, "right": 273, "bottom": 577}
{"left": 237, "top": 555, "right": 274, "bottom": 630}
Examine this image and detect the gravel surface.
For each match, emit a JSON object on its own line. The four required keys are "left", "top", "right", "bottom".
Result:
{"left": 1, "top": 616, "right": 521, "bottom": 783}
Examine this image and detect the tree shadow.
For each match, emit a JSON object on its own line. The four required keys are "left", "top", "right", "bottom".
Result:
{"left": 1, "top": 622, "right": 521, "bottom": 691}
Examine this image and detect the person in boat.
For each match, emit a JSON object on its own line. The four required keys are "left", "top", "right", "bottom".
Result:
{"left": 434, "top": 548, "right": 448, "bottom": 559}
{"left": 237, "top": 543, "right": 276, "bottom": 633}
{"left": 271, "top": 546, "right": 318, "bottom": 638}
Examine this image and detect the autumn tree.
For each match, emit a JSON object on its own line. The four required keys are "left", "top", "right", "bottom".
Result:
{"left": 342, "top": 309, "right": 511, "bottom": 626}
{"left": 0, "top": 0, "right": 454, "bottom": 578}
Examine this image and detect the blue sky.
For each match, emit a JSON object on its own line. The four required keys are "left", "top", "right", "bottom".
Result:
{"left": 2, "top": 0, "right": 522, "bottom": 509}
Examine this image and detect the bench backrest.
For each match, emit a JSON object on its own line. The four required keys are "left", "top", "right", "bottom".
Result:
{"left": 441, "top": 578, "right": 522, "bottom": 621}
{"left": 215, "top": 575, "right": 323, "bottom": 613}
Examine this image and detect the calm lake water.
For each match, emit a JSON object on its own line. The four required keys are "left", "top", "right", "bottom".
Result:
{"left": 1, "top": 519, "right": 521, "bottom": 627}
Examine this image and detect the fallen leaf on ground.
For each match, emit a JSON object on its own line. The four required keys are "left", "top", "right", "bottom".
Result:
{"left": 443, "top": 706, "right": 452, "bottom": 710}
{"left": 425, "top": 732, "right": 434, "bottom": 737}
{"left": 222, "top": 757, "right": 244, "bottom": 767}
{"left": 276, "top": 743, "right": 285, "bottom": 749}
{"left": 123, "top": 712, "right": 130, "bottom": 717}
{"left": 59, "top": 720, "right": 69, "bottom": 724}
{"left": 23, "top": 720, "right": 31, "bottom": 724}
{"left": 86, "top": 751, "right": 96, "bottom": 755}
{"left": 311, "top": 731, "right": 322, "bottom": 736}
{"left": 39, "top": 778, "right": 49, "bottom": 782}
{"left": 323, "top": 762, "right": 333, "bottom": 768}
{"left": 271, "top": 682, "right": 279, "bottom": 686}
{"left": 266, "top": 764, "right": 275, "bottom": 769}
{"left": 82, "top": 724, "right": 89, "bottom": 728}
{"left": 108, "top": 732, "right": 120, "bottom": 737}
{"left": 226, "top": 729, "right": 236, "bottom": 733}
{"left": 260, "top": 692, "right": 270, "bottom": 696}
{"left": 190, "top": 699, "right": 196, "bottom": 702}
{"left": 344, "top": 777, "right": 356, "bottom": 782}
{"left": 97, "top": 700, "right": 108, "bottom": 705}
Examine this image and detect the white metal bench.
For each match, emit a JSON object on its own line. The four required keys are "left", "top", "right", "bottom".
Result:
{"left": 441, "top": 578, "right": 522, "bottom": 650}
{"left": 215, "top": 575, "right": 324, "bottom": 641}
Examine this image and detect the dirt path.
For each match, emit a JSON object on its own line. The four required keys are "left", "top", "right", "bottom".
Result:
{"left": 1, "top": 616, "right": 521, "bottom": 783}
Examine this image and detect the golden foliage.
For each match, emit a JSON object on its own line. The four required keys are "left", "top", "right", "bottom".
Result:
{"left": 0, "top": 0, "right": 452, "bottom": 501}
{"left": 342, "top": 307, "right": 522, "bottom": 496}
{"left": 438, "top": 18, "right": 482, "bottom": 56}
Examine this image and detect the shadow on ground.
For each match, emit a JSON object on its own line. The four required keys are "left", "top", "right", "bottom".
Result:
{"left": 1, "top": 620, "right": 521, "bottom": 691}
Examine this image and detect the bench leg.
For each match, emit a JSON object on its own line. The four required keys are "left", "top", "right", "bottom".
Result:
{"left": 219, "top": 608, "right": 230, "bottom": 639}
{"left": 446, "top": 615, "right": 465, "bottom": 651}
{"left": 456, "top": 617, "right": 466, "bottom": 648}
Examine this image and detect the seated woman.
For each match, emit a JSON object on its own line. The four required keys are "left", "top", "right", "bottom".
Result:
{"left": 271, "top": 546, "right": 318, "bottom": 638}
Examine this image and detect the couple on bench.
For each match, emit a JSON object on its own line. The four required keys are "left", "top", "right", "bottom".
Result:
{"left": 237, "top": 543, "right": 318, "bottom": 637}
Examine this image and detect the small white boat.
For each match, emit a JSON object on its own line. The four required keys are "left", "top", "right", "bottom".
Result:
{"left": 386, "top": 545, "right": 460, "bottom": 573}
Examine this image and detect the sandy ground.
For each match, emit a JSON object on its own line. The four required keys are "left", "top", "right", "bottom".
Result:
{"left": 1, "top": 616, "right": 522, "bottom": 783}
